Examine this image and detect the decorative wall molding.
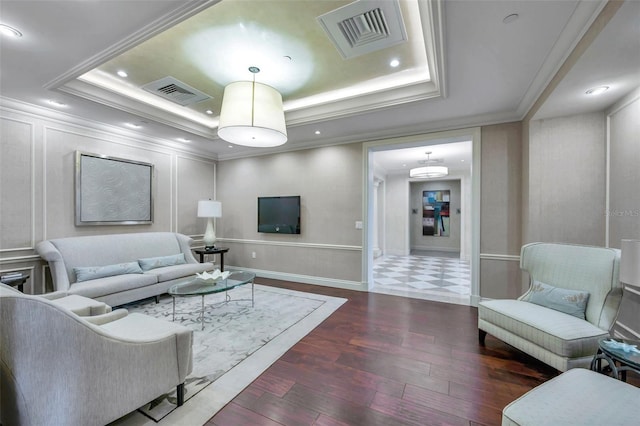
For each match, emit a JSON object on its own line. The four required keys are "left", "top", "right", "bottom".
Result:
{"left": 614, "top": 322, "right": 640, "bottom": 339}
{"left": 0, "top": 116, "right": 36, "bottom": 251}
{"left": 624, "top": 285, "right": 640, "bottom": 297}
{"left": 0, "top": 255, "right": 41, "bottom": 265}
{"left": 175, "top": 154, "right": 217, "bottom": 233}
{"left": 605, "top": 89, "right": 640, "bottom": 247}
{"left": 42, "top": 125, "right": 176, "bottom": 239}
{"left": 1, "top": 97, "right": 217, "bottom": 160}
{"left": 217, "top": 238, "right": 361, "bottom": 251}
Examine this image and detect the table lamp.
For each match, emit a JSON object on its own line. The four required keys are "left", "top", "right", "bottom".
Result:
{"left": 620, "top": 239, "right": 640, "bottom": 288}
{"left": 198, "top": 200, "right": 222, "bottom": 250}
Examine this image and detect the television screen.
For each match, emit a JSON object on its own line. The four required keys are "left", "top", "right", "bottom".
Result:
{"left": 258, "top": 196, "right": 301, "bottom": 234}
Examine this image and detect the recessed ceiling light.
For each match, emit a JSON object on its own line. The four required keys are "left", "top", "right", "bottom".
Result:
{"left": 228, "top": 145, "right": 234, "bottom": 148}
{"left": 116, "top": 70, "right": 128, "bottom": 78}
{"left": 503, "top": 14, "right": 519, "bottom": 24}
{"left": 205, "top": 110, "right": 213, "bottom": 115}
{"left": 177, "top": 137, "right": 191, "bottom": 143}
{"left": 314, "top": 130, "right": 321, "bottom": 135}
{"left": 390, "top": 59, "right": 400, "bottom": 68}
{"left": 47, "top": 99, "right": 66, "bottom": 107}
{"left": 586, "top": 86, "right": 609, "bottom": 95}
{"left": 461, "top": 159, "right": 465, "bottom": 162}
{"left": 124, "top": 122, "right": 141, "bottom": 129}
{"left": 0, "top": 24, "right": 22, "bottom": 38}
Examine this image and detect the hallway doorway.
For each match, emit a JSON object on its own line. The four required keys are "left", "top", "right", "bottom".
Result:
{"left": 362, "top": 128, "right": 481, "bottom": 306}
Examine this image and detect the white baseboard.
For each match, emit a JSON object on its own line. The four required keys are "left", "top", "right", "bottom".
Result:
{"left": 411, "top": 246, "right": 460, "bottom": 253}
{"left": 226, "top": 266, "right": 365, "bottom": 292}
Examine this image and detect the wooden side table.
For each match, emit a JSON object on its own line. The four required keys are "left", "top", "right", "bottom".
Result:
{"left": 1, "top": 273, "right": 30, "bottom": 292}
{"left": 194, "top": 247, "right": 229, "bottom": 271}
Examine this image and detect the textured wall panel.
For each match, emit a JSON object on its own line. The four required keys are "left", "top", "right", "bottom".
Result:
{"left": 0, "top": 118, "right": 33, "bottom": 249}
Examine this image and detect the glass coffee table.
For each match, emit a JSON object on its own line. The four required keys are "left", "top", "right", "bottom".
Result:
{"left": 168, "top": 271, "right": 255, "bottom": 330}
{"left": 590, "top": 337, "right": 640, "bottom": 381}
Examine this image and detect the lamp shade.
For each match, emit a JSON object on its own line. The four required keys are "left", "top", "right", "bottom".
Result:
{"left": 197, "top": 200, "right": 222, "bottom": 218}
{"left": 409, "top": 166, "right": 449, "bottom": 178}
{"left": 620, "top": 239, "right": 640, "bottom": 287}
{"left": 217, "top": 81, "right": 287, "bottom": 147}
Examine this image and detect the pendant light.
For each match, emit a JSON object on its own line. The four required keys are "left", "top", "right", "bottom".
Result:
{"left": 409, "top": 152, "right": 449, "bottom": 178}
{"left": 217, "top": 66, "right": 287, "bottom": 147}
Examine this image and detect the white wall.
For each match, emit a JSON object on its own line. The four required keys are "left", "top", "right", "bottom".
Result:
{"left": 383, "top": 173, "right": 410, "bottom": 256}
{"left": 0, "top": 101, "right": 216, "bottom": 294}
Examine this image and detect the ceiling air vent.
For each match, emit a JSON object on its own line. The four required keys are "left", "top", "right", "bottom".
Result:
{"left": 317, "top": 0, "right": 407, "bottom": 59}
{"left": 142, "top": 76, "right": 210, "bottom": 106}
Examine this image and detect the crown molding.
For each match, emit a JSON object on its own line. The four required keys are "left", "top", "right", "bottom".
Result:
{"left": 43, "top": 0, "right": 219, "bottom": 90}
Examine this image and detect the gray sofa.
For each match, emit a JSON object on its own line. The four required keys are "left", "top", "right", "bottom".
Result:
{"left": 36, "top": 232, "right": 213, "bottom": 306}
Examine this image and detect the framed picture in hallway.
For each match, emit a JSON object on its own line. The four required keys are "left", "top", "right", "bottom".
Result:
{"left": 422, "top": 190, "right": 450, "bottom": 236}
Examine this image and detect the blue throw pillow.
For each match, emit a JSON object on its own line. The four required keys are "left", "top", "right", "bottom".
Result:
{"left": 74, "top": 262, "right": 143, "bottom": 283}
{"left": 522, "top": 281, "right": 590, "bottom": 319}
{"left": 138, "top": 253, "right": 186, "bottom": 271}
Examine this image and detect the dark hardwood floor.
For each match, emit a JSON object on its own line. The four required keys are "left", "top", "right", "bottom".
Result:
{"left": 206, "top": 278, "right": 633, "bottom": 426}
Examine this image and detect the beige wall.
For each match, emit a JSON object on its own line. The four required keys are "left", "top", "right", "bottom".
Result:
{"left": 526, "top": 112, "right": 606, "bottom": 245}
{"left": 0, "top": 104, "right": 216, "bottom": 294}
{"left": 607, "top": 88, "right": 640, "bottom": 339}
{"left": 410, "top": 179, "right": 461, "bottom": 252}
{"left": 216, "top": 143, "right": 363, "bottom": 288}
{"left": 608, "top": 90, "right": 640, "bottom": 249}
{"left": 479, "top": 122, "right": 524, "bottom": 298}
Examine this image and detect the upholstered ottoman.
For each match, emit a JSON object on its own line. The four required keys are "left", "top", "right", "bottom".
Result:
{"left": 502, "top": 368, "right": 639, "bottom": 425}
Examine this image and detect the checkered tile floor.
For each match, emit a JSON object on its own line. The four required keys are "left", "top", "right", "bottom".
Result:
{"left": 371, "top": 253, "right": 471, "bottom": 305}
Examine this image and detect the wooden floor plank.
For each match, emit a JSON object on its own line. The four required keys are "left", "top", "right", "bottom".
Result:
{"left": 207, "top": 278, "right": 589, "bottom": 425}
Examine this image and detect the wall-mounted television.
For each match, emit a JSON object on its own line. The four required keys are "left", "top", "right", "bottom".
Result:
{"left": 258, "top": 196, "right": 301, "bottom": 234}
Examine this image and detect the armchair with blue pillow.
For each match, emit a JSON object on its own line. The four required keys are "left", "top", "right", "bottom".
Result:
{"left": 478, "top": 242, "right": 622, "bottom": 371}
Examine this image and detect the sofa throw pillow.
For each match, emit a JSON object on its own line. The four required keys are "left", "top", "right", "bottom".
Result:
{"left": 522, "top": 281, "right": 590, "bottom": 319}
{"left": 138, "top": 253, "right": 186, "bottom": 271}
{"left": 74, "top": 262, "right": 143, "bottom": 283}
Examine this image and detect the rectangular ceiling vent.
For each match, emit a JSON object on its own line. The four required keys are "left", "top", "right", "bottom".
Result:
{"left": 317, "top": 0, "right": 407, "bottom": 59}
{"left": 142, "top": 76, "right": 210, "bottom": 106}
{"left": 340, "top": 8, "right": 389, "bottom": 48}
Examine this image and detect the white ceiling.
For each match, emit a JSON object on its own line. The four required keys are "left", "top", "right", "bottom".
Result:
{"left": 1, "top": 0, "right": 638, "bottom": 168}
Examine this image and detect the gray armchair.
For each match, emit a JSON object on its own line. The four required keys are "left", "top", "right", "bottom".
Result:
{"left": 0, "top": 283, "right": 193, "bottom": 426}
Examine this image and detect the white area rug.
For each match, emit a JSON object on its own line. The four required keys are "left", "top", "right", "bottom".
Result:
{"left": 110, "top": 284, "right": 346, "bottom": 425}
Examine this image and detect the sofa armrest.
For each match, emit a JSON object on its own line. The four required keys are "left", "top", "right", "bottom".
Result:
{"left": 35, "top": 241, "right": 71, "bottom": 292}
{"left": 176, "top": 233, "right": 199, "bottom": 264}
{"left": 83, "top": 309, "right": 128, "bottom": 325}
{"left": 40, "top": 291, "right": 69, "bottom": 300}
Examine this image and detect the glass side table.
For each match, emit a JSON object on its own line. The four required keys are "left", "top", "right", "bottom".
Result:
{"left": 590, "top": 337, "right": 640, "bottom": 382}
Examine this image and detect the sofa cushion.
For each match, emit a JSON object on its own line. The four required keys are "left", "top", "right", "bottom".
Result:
{"left": 478, "top": 299, "right": 607, "bottom": 358}
{"left": 68, "top": 274, "right": 158, "bottom": 299}
{"left": 143, "top": 262, "right": 213, "bottom": 282}
{"left": 74, "top": 262, "right": 143, "bottom": 282}
{"left": 138, "top": 253, "right": 186, "bottom": 271}
{"left": 521, "top": 281, "right": 590, "bottom": 319}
